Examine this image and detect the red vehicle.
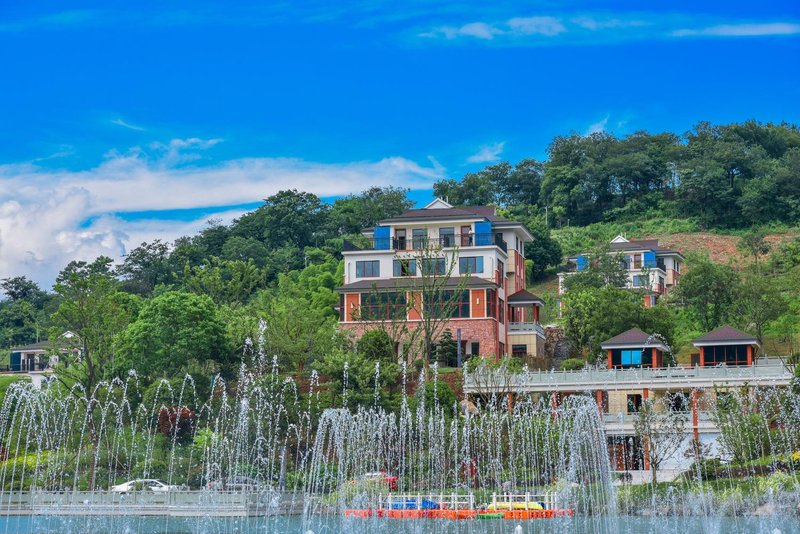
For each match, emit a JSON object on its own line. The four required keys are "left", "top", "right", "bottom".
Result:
{"left": 351, "top": 471, "right": 398, "bottom": 491}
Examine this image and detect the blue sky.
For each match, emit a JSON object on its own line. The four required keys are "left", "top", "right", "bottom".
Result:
{"left": 0, "top": 0, "right": 799, "bottom": 285}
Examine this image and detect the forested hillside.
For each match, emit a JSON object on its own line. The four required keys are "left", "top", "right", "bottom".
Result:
{"left": 1, "top": 120, "right": 799, "bottom": 406}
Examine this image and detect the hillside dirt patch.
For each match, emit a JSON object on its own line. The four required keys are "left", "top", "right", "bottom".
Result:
{"left": 644, "top": 231, "right": 798, "bottom": 265}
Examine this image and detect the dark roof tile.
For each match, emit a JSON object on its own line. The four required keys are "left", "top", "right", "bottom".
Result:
{"left": 693, "top": 325, "right": 758, "bottom": 345}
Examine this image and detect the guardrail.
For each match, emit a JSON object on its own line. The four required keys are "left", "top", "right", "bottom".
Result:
{"left": 464, "top": 361, "right": 794, "bottom": 394}
{"left": 0, "top": 490, "right": 303, "bottom": 517}
{"left": 508, "top": 322, "right": 545, "bottom": 336}
{"left": 345, "top": 233, "right": 508, "bottom": 253}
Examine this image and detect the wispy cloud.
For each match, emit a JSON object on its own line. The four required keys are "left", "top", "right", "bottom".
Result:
{"left": 418, "top": 13, "right": 800, "bottom": 46}
{"left": 672, "top": 22, "right": 800, "bottom": 38}
{"left": 111, "top": 118, "right": 146, "bottom": 131}
{"left": 585, "top": 116, "right": 609, "bottom": 135}
{"left": 0, "top": 139, "right": 441, "bottom": 286}
{"left": 467, "top": 142, "right": 505, "bottom": 164}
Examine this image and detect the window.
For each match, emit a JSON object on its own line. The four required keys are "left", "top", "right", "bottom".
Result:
{"left": 359, "top": 292, "right": 407, "bottom": 321}
{"left": 627, "top": 394, "right": 642, "bottom": 414}
{"left": 499, "top": 342, "right": 505, "bottom": 356}
{"left": 459, "top": 256, "right": 484, "bottom": 274}
{"left": 338, "top": 294, "right": 344, "bottom": 321}
{"left": 666, "top": 392, "right": 688, "bottom": 412}
{"left": 439, "top": 227, "right": 455, "bottom": 247}
{"left": 470, "top": 342, "right": 480, "bottom": 356}
{"left": 424, "top": 290, "right": 470, "bottom": 318}
{"left": 633, "top": 254, "right": 642, "bottom": 269}
{"left": 421, "top": 258, "right": 446, "bottom": 275}
{"left": 675, "top": 261, "right": 681, "bottom": 273}
{"left": 497, "top": 259, "right": 505, "bottom": 274}
{"left": 486, "top": 289, "right": 496, "bottom": 317}
{"left": 395, "top": 229, "right": 407, "bottom": 250}
{"left": 621, "top": 350, "right": 642, "bottom": 366}
{"left": 498, "top": 298, "right": 505, "bottom": 324}
{"left": 632, "top": 275, "right": 647, "bottom": 287}
{"left": 412, "top": 228, "right": 427, "bottom": 249}
{"left": 355, "top": 260, "right": 380, "bottom": 278}
{"left": 512, "top": 344, "right": 527, "bottom": 356}
{"left": 704, "top": 345, "right": 749, "bottom": 366}
{"left": 393, "top": 259, "right": 416, "bottom": 277}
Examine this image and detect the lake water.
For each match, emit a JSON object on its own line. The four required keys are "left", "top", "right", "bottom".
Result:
{"left": 1, "top": 515, "right": 798, "bottom": 534}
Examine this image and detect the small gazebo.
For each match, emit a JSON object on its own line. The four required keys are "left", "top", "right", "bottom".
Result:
{"left": 600, "top": 328, "right": 669, "bottom": 369}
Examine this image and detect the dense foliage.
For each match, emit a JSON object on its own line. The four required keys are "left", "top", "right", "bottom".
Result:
{"left": 434, "top": 121, "right": 800, "bottom": 229}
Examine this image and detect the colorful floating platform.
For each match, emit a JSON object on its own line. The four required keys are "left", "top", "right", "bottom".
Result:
{"left": 343, "top": 508, "right": 574, "bottom": 520}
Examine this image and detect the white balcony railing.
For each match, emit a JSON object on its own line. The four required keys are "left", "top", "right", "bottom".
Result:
{"left": 464, "top": 360, "right": 794, "bottom": 394}
{"left": 507, "top": 322, "right": 545, "bottom": 336}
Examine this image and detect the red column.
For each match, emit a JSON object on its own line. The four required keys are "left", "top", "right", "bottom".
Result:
{"left": 506, "top": 392, "right": 514, "bottom": 414}
{"left": 651, "top": 347, "right": 658, "bottom": 368}
{"left": 533, "top": 305, "right": 540, "bottom": 323}
{"left": 747, "top": 345, "right": 753, "bottom": 366}
{"left": 642, "top": 388, "right": 649, "bottom": 400}
{"left": 607, "top": 349, "right": 613, "bottom": 369}
{"left": 699, "top": 346, "right": 705, "bottom": 367}
{"left": 595, "top": 390, "right": 604, "bottom": 415}
{"left": 691, "top": 389, "right": 699, "bottom": 441}
{"left": 551, "top": 392, "right": 558, "bottom": 417}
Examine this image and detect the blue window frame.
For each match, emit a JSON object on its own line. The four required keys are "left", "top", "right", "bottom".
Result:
{"left": 621, "top": 350, "right": 642, "bottom": 366}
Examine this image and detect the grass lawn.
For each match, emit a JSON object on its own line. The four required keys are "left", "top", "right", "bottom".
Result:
{"left": 0, "top": 375, "right": 30, "bottom": 406}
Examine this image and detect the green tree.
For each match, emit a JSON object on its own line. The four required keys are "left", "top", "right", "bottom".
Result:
{"left": 328, "top": 186, "right": 414, "bottom": 235}
{"left": 562, "top": 285, "right": 675, "bottom": 361}
{"left": 117, "top": 240, "right": 173, "bottom": 296}
{"left": 674, "top": 255, "right": 740, "bottom": 332}
{"left": 736, "top": 229, "right": 771, "bottom": 270}
{"left": 356, "top": 329, "right": 395, "bottom": 362}
{"left": 50, "top": 257, "right": 140, "bottom": 490}
{"left": 734, "top": 268, "right": 786, "bottom": 345}
{"left": 115, "top": 291, "right": 231, "bottom": 382}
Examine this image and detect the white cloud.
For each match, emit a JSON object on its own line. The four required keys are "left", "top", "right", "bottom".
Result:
{"left": 418, "top": 14, "right": 800, "bottom": 45}
{"left": 508, "top": 16, "right": 565, "bottom": 36}
{"left": 111, "top": 118, "right": 146, "bottom": 131}
{"left": 585, "top": 116, "right": 609, "bottom": 135}
{"left": 424, "top": 21, "right": 503, "bottom": 40}
{"left": 466, "top": 142, "right": 505, "bottom": 164}
{"left": 672, "top": 22, "right": 800, "bottom": 38}
{"left": 0, "top": 139, "right": 441, "bottom": 287}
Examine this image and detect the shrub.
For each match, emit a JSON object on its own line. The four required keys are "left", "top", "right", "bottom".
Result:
{"left": 560, "top": 358, "right": 585, "bottom": 371}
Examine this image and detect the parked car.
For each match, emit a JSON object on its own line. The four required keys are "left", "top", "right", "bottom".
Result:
{"left": 206, "top": 475, "right": 265, "bottom": 491}
{"left": 350, "top": 471, "right": 398, "bottom": 491}
{"left": 111, "top": 479, "right": 183, "bottom": 493}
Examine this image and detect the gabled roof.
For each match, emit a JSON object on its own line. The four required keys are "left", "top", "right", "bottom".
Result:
{"left": 10, "top": 340, "right": 51, "bottom": 352}
{"left": 379, "top": 206, "right": 508, "bottom": 223}
{"left": 507, "top": 289, "right": 544, "bottom": 306}
{"left": 600, "top": 328, "right": 669, "bottom": 351}
{"left": 336, "top": 276, "right": 497, "bottom": 293}
{"left": 692, "top": 325, "right": 759, "bottom": 347}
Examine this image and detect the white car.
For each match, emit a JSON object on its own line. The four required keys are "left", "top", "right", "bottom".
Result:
{"left": 111, "top": 479, "right": 182, "bottom": 493}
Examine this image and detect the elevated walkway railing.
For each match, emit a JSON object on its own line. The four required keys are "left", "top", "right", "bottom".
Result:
{"left": 464, "top": 359, "right": 793, "bottom": 394}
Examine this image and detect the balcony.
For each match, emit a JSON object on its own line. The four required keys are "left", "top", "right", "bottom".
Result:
{"left": 463, "top": 359, "right": 794, "bottom": 394}
{"left": 345, "top": 233, "right": 507, "bottom": 253}
{"left": 508, "top": 322, "right": 545, "bottom": 337}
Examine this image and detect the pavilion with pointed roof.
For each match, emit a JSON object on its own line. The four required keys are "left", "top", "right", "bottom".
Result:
{"left": 600, "top": 327, "right": 670, "bottom": 369}
{"left": 692, "top": 325, "right": 759, "bottom": 366}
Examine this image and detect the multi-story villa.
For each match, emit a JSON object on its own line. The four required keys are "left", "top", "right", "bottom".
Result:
{"left": 336, "top": 199, "right": 545, "bottom": 361}
{"left": 464, "top": 325, "right": 794, "bottom": 472}
{"left": 558, "top": 236, "right": 684, "bottom": 307}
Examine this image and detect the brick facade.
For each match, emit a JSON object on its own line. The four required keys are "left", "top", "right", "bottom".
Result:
{"left": 340, "top": 318, "right": 499, "bottom": 359}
